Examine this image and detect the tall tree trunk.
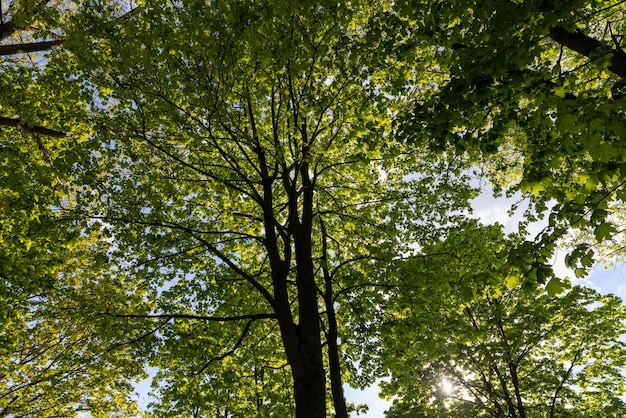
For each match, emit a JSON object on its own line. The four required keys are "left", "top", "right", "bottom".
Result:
{"left": 289, "top": 152, "right": 328, "bottom": 417}
{"left": 290, "top": 233, "right": 327, "bottom": 415}
{"left": 274, "top": 242, "right": 326, "bottom": 418}
{"left": 325, "top": 299, "right": 348, "bottom": 418}
{"left": 320, "top": 218, "right": 348, "bottom": 418}
{"left": 265, "top": 156, "right": 326, "bottom": 416}
{"left": 260, "top": 111, "right": 328, "bottom": 416}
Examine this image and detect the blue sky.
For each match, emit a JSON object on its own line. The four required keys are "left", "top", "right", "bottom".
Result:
{"left": 345, "top": 383, "right": 390, "bottom": 417}
{"left": 586, "top": 263, "right": 626, "bottom": 299}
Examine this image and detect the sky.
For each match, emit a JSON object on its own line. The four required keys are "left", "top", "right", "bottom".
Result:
{"left": 345, "top": 383, "right": 390, "bottom": 417}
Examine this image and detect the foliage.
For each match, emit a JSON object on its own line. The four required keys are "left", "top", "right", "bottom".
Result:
{"left": 1, "top": 0, "right": 626, "bottom": 416}
{"left": 0, "top": 1, "right": 147, "bottom": 415}
{"left": 62, "top": 0, "right": 478, "bottom": 415}
{"left": 0, "top": 0, "right": 90, "bottom": 348}
{"left": 379, "top": 223, "right": 626, "bottom": 417}
{"left": 0, "top": 236, "right": 148, "bottom": 416}
{"left": 394, "top": 0, "right": 626, "bottom": 283}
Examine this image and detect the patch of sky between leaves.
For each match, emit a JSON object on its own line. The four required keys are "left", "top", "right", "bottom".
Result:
{"left": 471, "top": 180, "right": 626, "bottom": 300}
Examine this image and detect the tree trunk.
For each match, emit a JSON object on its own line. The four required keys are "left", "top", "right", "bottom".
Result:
{"left": 261, "top": 116, "right": 328, "bottom": 416}
{"left": 267, "top": 173, "right": 326, "bottom": 416}
{"left": 282, "top": 138, "right": 327, "bottom": 417}
{"left": 275, "top": 285, "right": 327, "bottom": 418}
{"left": 326, "top": 300, "right": 348, "bottom": 418}
{"left": 289, "top": 234, "right": 327, "bottom": 416}
{"left": 291, "top": 341, "right": 327, "bottom": 418}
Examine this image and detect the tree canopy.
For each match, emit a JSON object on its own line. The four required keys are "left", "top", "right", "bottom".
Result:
{"left": 1, "top": 0, "right": 626, "bottom": 417}
{"left": 378, "top": 223, "right": 626, "bottom": 417}
{"left": 396, "top": 0, "right": 626, "bottom": 280}
{"left": 0, "top": 0, "right": 90, "bottom": 348}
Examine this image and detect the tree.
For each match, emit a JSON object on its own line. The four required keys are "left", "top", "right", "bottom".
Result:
{"left": 62, "top": 0, "right": 475, "bottom": 416}
{"left": 378, "top": 223, "right": 626, "bottom": 417}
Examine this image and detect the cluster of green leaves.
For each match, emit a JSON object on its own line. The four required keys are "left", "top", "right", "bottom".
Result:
{"left": 394, "top": 0, "right": 626, "bottom": 282}
{"left": 0, "top": 0, "right": 91, "bottom": 345}
{"left": 378, "top": 223, "right": 626, "bottom": 417}
{"left": 0, "top": 230, "right": 152, "bottom": 417}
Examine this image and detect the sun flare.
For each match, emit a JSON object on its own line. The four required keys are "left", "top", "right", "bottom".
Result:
{"left": 441, "top": 379, "right": 454, "bottom": 395}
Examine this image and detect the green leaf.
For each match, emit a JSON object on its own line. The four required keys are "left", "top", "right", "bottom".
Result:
{"left": 536, "top": 264, "right": 553, "bottom": 284}
{"left": 546, "top": 277, "right": 566, "bottom": 296}
{"left": 505, "top": 274, "right": 521, "bottom": 288}
{"left": 574, "top": 268, "right": 587, "bottom": 278}
{"left": 595, "top": 222, "right": 617, "bottom": 242}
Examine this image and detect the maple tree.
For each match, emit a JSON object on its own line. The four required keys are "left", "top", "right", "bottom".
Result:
{"left": 64, "top": 0, "right": 473, "bottom": 416}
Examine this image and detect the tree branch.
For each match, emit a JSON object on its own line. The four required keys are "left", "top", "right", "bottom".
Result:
{"left": 549, "top": 345, "right": 585, "bottom": 418}
{"left": 84, "top": 213, "right": 276, "bottom": 308}
{"left": 194, "top": 318, "right": 257, "bottom": 376}
{"left": 0, "top": 116, "right": 67, "bottom": 138}
{"left": 0, "top": 39, "right": 64, "bottom": 56}
{"left": 549, "top": 26, "right": 626, "bottom": 78}
{"left": 194, "top": 234, "right": 277, "bottom": 308}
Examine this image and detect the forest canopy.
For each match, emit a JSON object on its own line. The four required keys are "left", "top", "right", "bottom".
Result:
{"left": 1, "top": 0, "right": 626, "bottom": 417}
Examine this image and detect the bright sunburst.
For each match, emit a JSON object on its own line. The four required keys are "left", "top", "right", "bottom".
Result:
{"left": 441, "top": 379, "right": 454, "bottom": 395}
